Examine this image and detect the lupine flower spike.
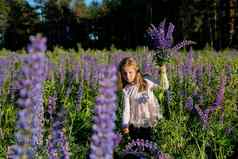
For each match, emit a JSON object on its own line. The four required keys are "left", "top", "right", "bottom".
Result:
{"left": 122, "top": 139, "right": 171, "bottom": 159}
{"left": 89, "top": 64, "right": 117, "bottom": 159}
{"left": 147, "top": 19, "right": 196, "bottom": 66}
{"left": 8, "top": 34, "right": 47, "bottom": 159}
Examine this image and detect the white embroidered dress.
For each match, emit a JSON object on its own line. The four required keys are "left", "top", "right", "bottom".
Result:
{"left": 122, "top": 73, "right": 169, "bottom": 128}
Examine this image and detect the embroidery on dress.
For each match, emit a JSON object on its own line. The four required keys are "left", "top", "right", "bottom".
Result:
{"left": 136, "top": 92, "right": 149, "bottom": 104}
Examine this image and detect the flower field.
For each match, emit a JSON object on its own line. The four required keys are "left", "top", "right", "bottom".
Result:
{"left": 0, "top": 42, "right": 238, "bottom": 158}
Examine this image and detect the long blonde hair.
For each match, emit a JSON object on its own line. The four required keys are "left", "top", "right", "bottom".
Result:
{"left": 117, "top": 57, "right": 148, "bottom": 92}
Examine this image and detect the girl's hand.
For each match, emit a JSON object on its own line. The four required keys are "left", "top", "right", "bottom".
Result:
{"left": 122, "top": 128, "right": 129, "bottom": 134}
{"left": 160, "top": 65, "right": 167, "bottom": 73}
{"left": 160, "top": 64, "right": 169, "bottom": 90}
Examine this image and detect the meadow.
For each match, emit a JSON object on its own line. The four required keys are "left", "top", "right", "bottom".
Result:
{"left": 0, "top": 45, "right": 238, "bottom": 159}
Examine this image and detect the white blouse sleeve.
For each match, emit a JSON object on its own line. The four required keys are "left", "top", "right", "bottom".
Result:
{"left": 122, "top": 89, "right": 130, "bottom": 128}
{"left": 144, "top": 78, "right": 159, "bottom": 89}
{"left": 144, "top": 72, "right": 169, "bottom": 90}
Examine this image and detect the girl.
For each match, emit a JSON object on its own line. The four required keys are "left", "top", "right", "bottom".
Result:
{"left": 117, "top": 57, "right": 169, "bottom": 140}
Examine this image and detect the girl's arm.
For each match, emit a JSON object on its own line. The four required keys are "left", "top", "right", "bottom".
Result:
{"left": 122, "top": 90, "right": 130, "bottom": 133}
{"left": 159, "top": 65, "right": 169, "bottom": 90}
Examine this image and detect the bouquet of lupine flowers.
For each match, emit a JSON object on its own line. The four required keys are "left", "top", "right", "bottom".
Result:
{"left": 147, "top": 19, "right": 196, "bottom": 66}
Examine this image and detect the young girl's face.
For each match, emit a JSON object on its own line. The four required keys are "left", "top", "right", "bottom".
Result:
{"left": 122, "top": 66, "right": 137, "bottom": 84}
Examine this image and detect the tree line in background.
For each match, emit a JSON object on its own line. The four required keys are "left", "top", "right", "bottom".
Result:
{"left": 0, "top": 0, "right": 237, "bottom": 51}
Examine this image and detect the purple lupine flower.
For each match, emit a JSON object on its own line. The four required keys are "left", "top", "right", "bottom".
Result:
{"left": 24, "top": 54, "right": 47, "bottom": 150}
{"left": 58, "top": 130, "right": 70, "bottom": 159}
{"left": 193, "top": 74, "right": 226, "bottom": 128}
{"left": 89, "top": 64, "right": 117, "bottom": 159}
{"left": 182, "top": 47, "right": 193, "bottom": 77}
{"left": 89, "top": 57, "right": 97, "bottom": 83}
{"left": 122, "top": 139, "right": 164, "bottom": 159}
{"left": 48, "top": 128, "right": 70, "bottom": 159}
{"left": 65, "top": 72, "right": 74, "bottom": 98}
{"left": 185, "top": 96, "right": 194, "bottom": 112}
{"left": 8, "top": 50, "right": 47, "bottom": 158}
{"left": 48, "top": 96, "right": 57, "bottom": 120}
{"left": 143, "top": 63, "right": 153, "bottom": 75}
{"left": 5, "top": 52, "right": 22, "bottom": 97}
{"left": 191, "top": 65, "right": 197, "bottom": 81}
{"left": 147, "top": 20, "right": 174, "bottom": 49}
{"left": 158, "top": 153, "right": 172, "bottom": 159}
{"left": 83, "top": 63, "right": 90, "bottom": 83}
{"left": 171, "top": 40, "right": 196, "bottom": 52}
{"left": 80, "top": 56, "right": 101, "bottom": 88}
{"left": 195, "top": 65, "right": 203, "bottom": 86}
{"left": 112, "top": 133, "right": 122, "bottom": 149}
{"left": 59, "top": 56, "right": 66, "bottom": 84}
{"left": 194, "top": 105, "right": 209, "bottom": 128}
{"left": 76, "top": 83, "right": 83, "bottom": 112}
{"left": 90, "top": 64, "right": 101, "bottom": 88}
{"left": 47, "top": 96, "right": 58, "bottom": 159}
{"left": 147, "top": 20, "right": 195, "bottom": 66}
{"left": 110, "top": 52, "right": 131, "bottom": 67}
{"left": 46, "top": 60, "right": 55, "bottom": 81}
{"left": 147, "top": 21, "right": 174, "bottom": 66}
{"left": 8, "top": 144, "right": 34, "bottom": 159}
{"left": 72, "top": 61, "right": 81, "bottom": 83}
{"left": 165, "top": 22, "right": 175, "bottom": 44}
{"left": 209, "top": 74, "right": 226, "bottom": 113}
{"left": 48, "top": 109, "right": 70, "bottom": 159}
{"left": 90, "top": 63, "right": 100, "bottom": 88}
{"left": 48, "top": 139, "right": 58, "bottom": 159}
{"left": 80, "top": 55, "right": 95, "bottom": 85}
{"left": 27, "top": 33, "right": 47, "bottom": 53}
